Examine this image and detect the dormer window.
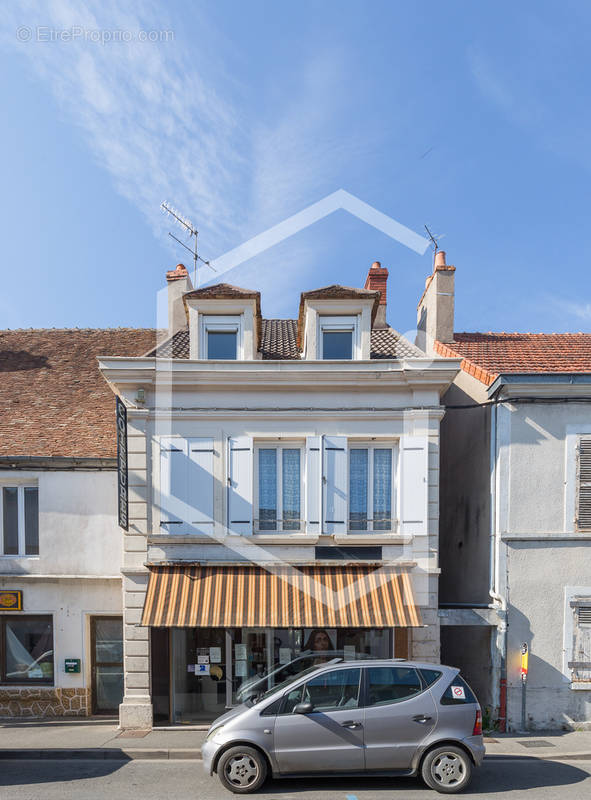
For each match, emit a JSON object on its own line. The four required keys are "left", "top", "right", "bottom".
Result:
{"left": 319, "top": 316, "right": 359, "bottom": 360}
{"left": 201, "top": 316, "right": 242, "bottom": 360}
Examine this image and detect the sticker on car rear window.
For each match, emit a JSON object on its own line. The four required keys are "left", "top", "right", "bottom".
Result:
{"left": 451, "top": 685, "right": 466, "bottom": 699}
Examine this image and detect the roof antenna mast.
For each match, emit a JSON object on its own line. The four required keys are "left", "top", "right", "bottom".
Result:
{"left": 160, "top": 202, "right": 216, "bottom": 287}
{"left": 424, "top": 224, "right": 445, "bottom": 269}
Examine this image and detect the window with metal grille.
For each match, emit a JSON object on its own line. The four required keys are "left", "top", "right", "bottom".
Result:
{"left": 576, "top": 437, "right": 591, "bottom": 531}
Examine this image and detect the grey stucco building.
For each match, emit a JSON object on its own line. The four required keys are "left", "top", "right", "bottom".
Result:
{"left": 417, "top": 250, "right": 591, "bottom": 731}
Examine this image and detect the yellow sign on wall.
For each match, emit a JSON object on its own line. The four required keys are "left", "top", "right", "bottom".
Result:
{"left": 0, "top": 590, "right": 22, "bottom": 610}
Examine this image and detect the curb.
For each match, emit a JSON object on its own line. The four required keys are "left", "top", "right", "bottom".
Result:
{"left": 0, "top": 748, "right": 202, "bottom": 760}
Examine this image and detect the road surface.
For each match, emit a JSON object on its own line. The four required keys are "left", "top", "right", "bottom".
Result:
{"left": 1, "top": 757, "right": 591, "bottom": 800}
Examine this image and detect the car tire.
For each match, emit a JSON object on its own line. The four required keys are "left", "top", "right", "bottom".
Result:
{"left": 217, "top": 745, "right": 268, "bottom": 794}
{"left": 421, "top": 745, "right": 472, "bottom": 794}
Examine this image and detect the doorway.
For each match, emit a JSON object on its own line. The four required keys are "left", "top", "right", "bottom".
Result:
{"left": 90, "top": 616, "right": 124, "bottom": 715}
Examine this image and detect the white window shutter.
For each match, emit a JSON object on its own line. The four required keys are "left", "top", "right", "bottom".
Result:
{"left": 399, "top": 435, "right": 429, "bottom": 535}
{"left": 228, "top": 436, "right": 253, "bottom": 535}
{"left": 323, "top": 435, "right": 347, "bottom": 534}
{"left": 306, "top": 436, "right": 322, "bottom": 534}
{"left": 159, "top": 437, "right": 189, "bottom": 533}
{"left": 187, "top": 438, "right": 215, "bottom": 534}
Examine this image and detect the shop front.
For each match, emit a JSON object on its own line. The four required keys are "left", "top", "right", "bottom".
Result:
{"left": 143, "top": 564, "right": 422, "bottom": 725}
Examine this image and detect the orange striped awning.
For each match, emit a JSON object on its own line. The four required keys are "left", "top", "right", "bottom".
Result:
{"left": 141, "top": 565, "right": 422, "bottom": 628}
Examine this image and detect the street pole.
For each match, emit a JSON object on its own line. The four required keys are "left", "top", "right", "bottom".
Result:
{"left": 520, "top": 643, "right": 528, "bottom": 732}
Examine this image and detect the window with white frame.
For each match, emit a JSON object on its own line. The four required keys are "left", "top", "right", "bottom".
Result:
{"left": 255, "top": 443, "right": 303, "bottom": 532}
{"left": 318, "top": 316, "right": 359, "bottom": 360}
{"left": 349, "top": 445, "right": 395, "bottom": 531}
{"left": 568, "top": 599, "right": 591, "bottom": 684}
{"left": 1, "top": 484, "right": 39, "bottom": 555}
{"left": 200, "top": 315, "right": 242, "bottom": 360}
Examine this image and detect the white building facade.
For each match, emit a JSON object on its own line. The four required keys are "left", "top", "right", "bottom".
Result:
{"left": 100, "top": 262, "right": 460, "bottom": 729}
{"left": 0, "top": 328, "right": 154, "bottom": 718}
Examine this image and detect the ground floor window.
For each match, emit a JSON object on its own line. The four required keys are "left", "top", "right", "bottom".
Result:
{"left": 152, "top": 626, "right": 397, "bottom": 724}
{"left": 0, "top": 615, "right": 53, "bottom": 684}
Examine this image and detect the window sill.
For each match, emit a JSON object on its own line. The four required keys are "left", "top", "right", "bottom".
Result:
{"left": 148, "top": 533, "right": 411, "bottom": 545}
{"left": 571, "top": 682, "right": 591, "bottom": 691}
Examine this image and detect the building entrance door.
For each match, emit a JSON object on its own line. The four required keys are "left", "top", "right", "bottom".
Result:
{"left": 91, "top": 616, "right": 124, "bottom": 715}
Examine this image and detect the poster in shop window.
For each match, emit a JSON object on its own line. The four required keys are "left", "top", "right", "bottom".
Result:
{"left": 209, "top": 647, "right": 222, "bottom": 663}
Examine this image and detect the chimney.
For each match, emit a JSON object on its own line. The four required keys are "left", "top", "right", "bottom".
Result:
{"left": 166, "top": 263, "right": 193, "bottom": 336}
{"left": 364, "top": 261, "right": 389, "bottom": 329}
{"left": 416, "top": 250, "right": 455, "bottom": 355}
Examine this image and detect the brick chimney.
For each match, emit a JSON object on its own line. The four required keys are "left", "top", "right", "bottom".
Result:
{"left": 166, "top": 263, "right": 193, "bottom": 336}
{"left": 364, "top": 261, "right": 389, "bottom": 329}
{"left": 416, "top": 251, "right": 455, "bottom": 355}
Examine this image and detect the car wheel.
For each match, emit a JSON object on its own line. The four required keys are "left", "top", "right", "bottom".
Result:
{"left": 217, "top": 746, "right": 268, "bottom": 794}
{"left": 421, "top": 745, "right": 472, "bottom": 794}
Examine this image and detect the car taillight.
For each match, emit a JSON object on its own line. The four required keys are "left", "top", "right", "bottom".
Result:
{"left": 473, "top": 709, "right": 482, "bottom": 736}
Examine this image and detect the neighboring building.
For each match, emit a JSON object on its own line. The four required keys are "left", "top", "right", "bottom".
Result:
{"left": 99, "top": 261, "right": 461, "bottom": 729}
{"left": 0, "top": 328, "right": 154, "bottom": 717}
{"left": 418, "top": 251, "right": 591, "bottom": 731}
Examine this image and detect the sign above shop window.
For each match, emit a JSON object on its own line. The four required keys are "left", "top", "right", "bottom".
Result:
{"left": 0, "top": 590, "right": 22, "bottom": 610}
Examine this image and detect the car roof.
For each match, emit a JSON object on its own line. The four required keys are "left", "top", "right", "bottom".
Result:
{"left": 312, "top": 659, "right": 457, "bottom": 671}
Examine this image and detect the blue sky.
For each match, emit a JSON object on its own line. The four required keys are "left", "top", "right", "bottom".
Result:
{"left": 1, "top": 0, "right": 590, "bottom": 336}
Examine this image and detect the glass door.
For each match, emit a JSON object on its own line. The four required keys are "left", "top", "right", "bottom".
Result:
{"left": 91, "top": 616, "right": 123, "bottom": 715}
{"left": 171, "top": 628, "right": 227, "bottom": 723}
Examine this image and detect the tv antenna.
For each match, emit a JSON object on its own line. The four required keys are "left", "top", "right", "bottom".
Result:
{"left": 424, "top": 224, "right": 445, "bottom": 267}
{"left": 160, "top": 202, "right": 216, "bottom": 287}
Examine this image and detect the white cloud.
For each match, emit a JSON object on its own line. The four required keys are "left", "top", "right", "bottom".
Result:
{"left": 4, "top": 0, "right": 378, "bottom": 300}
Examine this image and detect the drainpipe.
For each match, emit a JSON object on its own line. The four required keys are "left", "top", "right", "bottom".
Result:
{"left": 489, "top": 400, "right": 508, "bottom": 731}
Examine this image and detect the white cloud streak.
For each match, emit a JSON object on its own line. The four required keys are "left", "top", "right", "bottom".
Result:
{"left": 3, "top": 0, "right": 378, "bottom": 296}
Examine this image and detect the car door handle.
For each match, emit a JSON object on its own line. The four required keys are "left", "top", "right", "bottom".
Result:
{"left": 341, "top": 720, "right": 362, "bottom": 729}
{"left": 412, "top": 714, "right": 432, "bottom": 723}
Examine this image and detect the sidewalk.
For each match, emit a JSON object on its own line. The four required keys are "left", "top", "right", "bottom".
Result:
{"left": 1, "top": 719, "right": 591, "bottom": 761}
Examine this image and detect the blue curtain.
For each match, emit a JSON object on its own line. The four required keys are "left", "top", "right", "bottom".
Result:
{"left": 349, "top": 449, "right": 368, "bottom": 530}
{"left": 373, "top": 449, "right": 392, "bottom": 530}
{"left": 282, "top": 449, "right": 301, "bottom": 530}
{"left": 259, "top": 449, "right": 277, "bottom": 530}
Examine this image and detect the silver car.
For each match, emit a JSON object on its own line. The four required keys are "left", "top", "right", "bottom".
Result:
{"left": 203, "top": 659, "right": 485, "bottom": 794}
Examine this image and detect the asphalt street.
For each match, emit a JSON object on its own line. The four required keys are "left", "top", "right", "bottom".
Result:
{"left": 1, "top": 758, "right": 591, "bottom": 800}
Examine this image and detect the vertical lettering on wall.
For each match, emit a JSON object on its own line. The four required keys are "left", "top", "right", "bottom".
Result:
{"left": 116, "top": 396, "right": 129, "bottom": 530}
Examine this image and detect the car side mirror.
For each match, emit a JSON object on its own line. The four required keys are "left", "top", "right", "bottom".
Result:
{"left": 293, "top": 701, "right": 314, "bottom": 714}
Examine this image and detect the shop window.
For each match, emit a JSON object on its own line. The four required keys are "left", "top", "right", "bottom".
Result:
{"left": 0, "top": 615, "right": 53, "bottom": 684}
{"left": 255, "top": 444, "right": 303, "bottom": 532}
{"left": 349, "top": 446, "right": 394, "bottom": 531}
{"left": 365, "top": 666, "right": 422, "bottom": 706}
{"left": 1, "top": 485, "right": 39, "bottom": 556}
{"left": 568, "top": 599, "right": 591, "bottom": 684}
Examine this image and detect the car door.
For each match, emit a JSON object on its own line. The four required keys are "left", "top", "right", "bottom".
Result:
{"left": 362, "top": 665, "right": 438, "bottom": 770}
{"left": 273, "top": 667, "right": 364, "bottom": 774}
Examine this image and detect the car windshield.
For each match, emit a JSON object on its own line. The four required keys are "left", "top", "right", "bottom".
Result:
{"left": 251, "top": 664, "right": 323, "bottom": 705}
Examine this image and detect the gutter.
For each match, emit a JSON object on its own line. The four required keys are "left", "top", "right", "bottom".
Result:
{"left": 0, "top": 456, "right": 116, "bottom": 471}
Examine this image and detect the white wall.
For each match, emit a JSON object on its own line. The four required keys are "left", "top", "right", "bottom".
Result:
{"left": 0, "top": 577, "right": 121, "bottom": 690}
{"left": 0, "top": 471, "right": 122, "bottom": 576}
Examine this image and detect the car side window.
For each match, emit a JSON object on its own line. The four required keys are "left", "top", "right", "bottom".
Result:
{"left": 290, "top": 668, "right": 361, "bottom": 712}
{"left": 440, "top": 675, "right": 477, "bottom": 705}
{"left": 366, "top": 666, "right": 423, "bottom": 706}
{"left": 419, "top": 669, "right": 443, "bottom": 688}
{"left": 281, "top": 686, "right": 304, "bottom": 715}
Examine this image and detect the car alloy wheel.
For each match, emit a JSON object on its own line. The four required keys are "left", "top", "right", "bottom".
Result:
{"left": 421, "top": 745, "right": 472, "bottom": 794}
{"left": 218, "top": 745, "right": 268, "bottom": 794}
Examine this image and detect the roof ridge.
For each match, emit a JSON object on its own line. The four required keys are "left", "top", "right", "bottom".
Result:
{"left": 0, "top": 327, "right": 157, "bottom": 333}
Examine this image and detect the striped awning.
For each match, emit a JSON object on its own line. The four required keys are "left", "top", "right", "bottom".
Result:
{"left": 141, "top": 565, "right": 422, "bottom": 628}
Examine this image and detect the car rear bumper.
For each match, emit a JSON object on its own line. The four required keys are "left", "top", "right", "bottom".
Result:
{"left": 462, "top": 735, "right": 485, "bottom": 766}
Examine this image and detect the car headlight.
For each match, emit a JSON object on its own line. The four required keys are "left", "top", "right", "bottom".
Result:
{"left": 205, "top": 724, "right": 225, "bottom": 743}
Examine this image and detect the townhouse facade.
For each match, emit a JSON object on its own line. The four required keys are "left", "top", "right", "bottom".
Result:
{"left": 0, "top": 329, "right": 154, "bottom": 718}
{"left": 99, "top": 261, "right": 461, "bottom": 729}
{"left": 418, "top": 251, "right": 591, "bottom": 730}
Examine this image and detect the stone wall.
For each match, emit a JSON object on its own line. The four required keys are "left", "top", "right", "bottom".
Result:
{"left": 0, "top": 687, "right": 90, "bottom": 717}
